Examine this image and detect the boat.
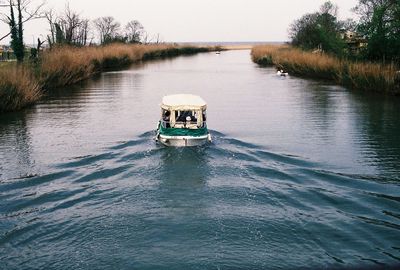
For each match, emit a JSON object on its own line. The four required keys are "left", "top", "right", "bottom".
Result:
{"left": 156, "top": 94, "right": 211, "bottom": 147}
{"left": 277, "top": 69, "right": 289, "bottom": 77}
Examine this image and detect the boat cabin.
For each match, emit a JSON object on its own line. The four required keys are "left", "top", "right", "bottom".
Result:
{"left": 160, "top": 94, "right": 207, "bottom": 129}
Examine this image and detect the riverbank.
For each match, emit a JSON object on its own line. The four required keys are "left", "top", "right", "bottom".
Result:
{"left": 221, "top": 45, "right": 254, "bottom": 50}
{"left": 251, "top": 45, "right": 400, "bottom": 94}
{"left": 0, "top": 44, "right": 214, "bottom": 113}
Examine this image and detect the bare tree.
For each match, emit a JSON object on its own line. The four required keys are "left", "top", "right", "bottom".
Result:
{"left": 44, "top": 8, "right": 56, "bottom": 45}
{"left": 45, "top": 4, "right": 90, "bottom": 47}
{"left": 142, "top": 30, "right": 150, "bottom": 44}
{"left": 320, "top": 1, "right": 338, "bottom": 17}
{"left": 139, "top": 31, "right": 163, "bottom": 45}
{"left": 93, "top": 16, "right": 121, "bottom": 44}
{"left": 0, "top": 0, "right": 44, "bottom": 42}
{"left": 154, "top": 33, "right": 163, "bottom": 44}
{"left": 76, "top": 18, "right": 89, "bottom": 46}
{"left": 59, "top": 4, "right": 89, "bottom": 45}
{"left": 61, "top": 5, "right": 79, "bottom": 44}
{"left": 124, "top": 20, "right": 143, "bottom": 43}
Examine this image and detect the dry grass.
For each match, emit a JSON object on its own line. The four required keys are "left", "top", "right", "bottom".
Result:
{"left": 0, "top": 61, "right": 15, "bottom": 69}
{"left": 221, "top": 45, "right": 254, "bottom": 50}
{"left": 347, "top": 62, "right": 398, "bottom": 92}
{"left": 39, "top": 44, "right": 197, "bottom": 88}
{"left": 251, "top": 45, "right": 399, "bottom": 93}
{"left": 0, "top": 66, "right": 41, "bottom": 112}
{"left": 0, "top": 44, "right": 212, "bottom": 112}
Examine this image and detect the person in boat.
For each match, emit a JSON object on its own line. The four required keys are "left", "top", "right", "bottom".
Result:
{"left": 185, "top": 116, "right": 192, "bottom": 127}
{"left": 177, "top": 111, "right": 194, "bottom": 123}
{"left": 163, "top": 110, "right": 171, "bottom": 128}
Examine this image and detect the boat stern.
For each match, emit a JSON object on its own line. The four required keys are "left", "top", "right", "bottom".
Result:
{"left": 157, "top": 133, "right": 211, "bottom": 147}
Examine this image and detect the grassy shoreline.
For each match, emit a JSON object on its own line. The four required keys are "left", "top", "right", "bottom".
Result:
{"left": 251, "top": 45, "right": 400, "bottom": 95}
{"left": 0, "top": 44, "right": 215, "bottom": 113}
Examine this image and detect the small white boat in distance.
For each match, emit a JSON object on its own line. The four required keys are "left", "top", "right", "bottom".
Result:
{"left": 276, "top": 69, "right": 289, "bottom": 77}
{"left": 156, "top": 94, "right": 211, "bottom": 147}
{"left": 277, "top": 69, "right": 289, "bottom": 77}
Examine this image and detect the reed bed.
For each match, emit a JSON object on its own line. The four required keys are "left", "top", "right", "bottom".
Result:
{"left": 251, "top": 45, "right": 399, "bottom": 94}
{"left": 40, "top": 44, "right": 210, "bottom": 88}
{"left": 0, "top": 44, "right": 212, "bottom": 112}
{"left": 0, "top": 66, "right": 41, "bottom": 112}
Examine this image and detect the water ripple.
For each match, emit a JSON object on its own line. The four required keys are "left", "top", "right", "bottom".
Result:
{"left": 1, "top": 131, "right": 400, "bottom": 269}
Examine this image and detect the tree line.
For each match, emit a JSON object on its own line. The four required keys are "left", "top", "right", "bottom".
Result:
{"left": 45, "top": 5, "right": 154, "bottom": 47}
{"left": 0, "top": 1, "right": 161, "bottom": 62}
{"left": 289, "top": 0, "right": 400, "bottom": 63}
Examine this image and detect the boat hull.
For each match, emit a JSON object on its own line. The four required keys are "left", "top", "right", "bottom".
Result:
{"left": 157, "top": 134, "right": 211, "bottom": 147}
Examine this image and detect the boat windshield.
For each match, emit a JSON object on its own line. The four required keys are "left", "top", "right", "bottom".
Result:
{"left": 175, "top": 111, "right": 197, "bottom": 123}
{"left": 160, "top": 109, "right": 207, "bottom": 129}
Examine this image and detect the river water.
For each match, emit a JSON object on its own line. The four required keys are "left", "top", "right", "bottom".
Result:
{"left": 1, "top": 50, "right": 400, "bottom": 269}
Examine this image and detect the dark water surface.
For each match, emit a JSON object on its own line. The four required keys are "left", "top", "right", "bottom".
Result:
{"left": 1, "top": 50, "right": 400, "bottom": 269}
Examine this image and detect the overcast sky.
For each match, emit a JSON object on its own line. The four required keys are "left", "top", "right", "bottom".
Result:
{"left": 1, "top": 0, "right": 359, "bottom": 44}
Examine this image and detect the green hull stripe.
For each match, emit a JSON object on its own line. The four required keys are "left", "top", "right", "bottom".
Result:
{"left": 158, "top": 124, "right": 208, "bottom": 137}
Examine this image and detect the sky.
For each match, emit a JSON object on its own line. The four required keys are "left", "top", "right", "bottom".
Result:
{"left": 1, "top": 0, "right": 359, "bottom": 44}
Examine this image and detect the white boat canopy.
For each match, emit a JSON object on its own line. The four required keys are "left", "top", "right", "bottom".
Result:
{"left": 161, "top": 94, "right": 207, "bottom": 111}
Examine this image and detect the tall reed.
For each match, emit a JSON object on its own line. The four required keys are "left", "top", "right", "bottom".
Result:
{"left": 0, "top": 65, "right": 41, "bottom": 112}
{"left": 0, "top": 44, "right": 212, "bottom": 112}
{"left": 251, "top": 45, "right": 399, "bottom": 94}
{"left": 39, "top": 44, "right": 210, "bottom": 89}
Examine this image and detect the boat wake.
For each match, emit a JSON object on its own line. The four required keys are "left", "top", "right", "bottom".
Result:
{"left": 1, "top": 130, "right": 400, "bottom": 269}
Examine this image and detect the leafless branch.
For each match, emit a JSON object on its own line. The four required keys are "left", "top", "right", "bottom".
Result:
{"left": 0, "top": 0, "right": 45, "bottom": 41}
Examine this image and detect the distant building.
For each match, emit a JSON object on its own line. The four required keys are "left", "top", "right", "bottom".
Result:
{"left": 340, "top": 30, "right": 368, "bottom": 55}
{"left": 0, "top": 45, "right": 16, "bottom": 61}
